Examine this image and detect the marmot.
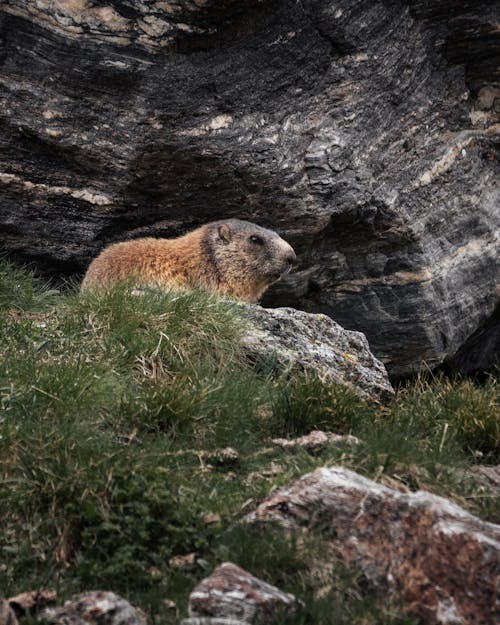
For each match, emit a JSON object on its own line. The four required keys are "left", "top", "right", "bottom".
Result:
{"left": 81, "top": 219, "right": 296, "bottom": 303}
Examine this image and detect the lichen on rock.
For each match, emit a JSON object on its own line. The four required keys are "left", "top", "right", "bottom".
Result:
{"left": 245, "top": 466, "right": 500, "bottom": 625}
{"left": 240, "top": 304, "right": 394, "bottom": 401}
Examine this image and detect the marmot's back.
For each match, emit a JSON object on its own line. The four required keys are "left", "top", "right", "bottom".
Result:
{"left": 81, "top": 219, "right": 296, "bottom": 302}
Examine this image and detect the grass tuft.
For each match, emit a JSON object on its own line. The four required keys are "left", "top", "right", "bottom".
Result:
{"left": 269, "top": 373, "right": 368, "bottom": 438}
{"left": 0, "top": 258, "right": 59, "bottom": 313}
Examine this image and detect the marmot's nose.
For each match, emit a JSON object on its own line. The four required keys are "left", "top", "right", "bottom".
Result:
{"left": 286, "top": 250, "right": 296, "bottom": 266}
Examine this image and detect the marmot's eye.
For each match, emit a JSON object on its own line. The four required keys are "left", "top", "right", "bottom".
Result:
{"left": 249, "top": 235, "right": 264, "bottom": 245}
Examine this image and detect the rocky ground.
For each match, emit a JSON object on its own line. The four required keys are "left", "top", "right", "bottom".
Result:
{"left": 3, "top": 461, "right": 500, "bottom": 624}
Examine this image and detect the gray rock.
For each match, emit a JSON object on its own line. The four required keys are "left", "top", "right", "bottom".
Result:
{"left": 0, "top": 0, "right": 498, "bottom": 377}
{"left": 0, "top": 600, "right": 18, "bottom": 625}
{"left": 245, "top": 466, "right": 500, "bottom": 625}
{"left": 188, "top": 562, "right": 297, "bottom": 623}
{"left": 241, "top": 304, "right": 393, "bottom": 401}
{"left": 445, "top": 302, "right": 500, "bottom": 375}
{"left": 39, "top": 592, "right": 146, "bottom": 625}
{"left": 468, "top": 465, "right": 500, "bottom": 492}
{"left": 271, "top": 430, "right": 359, "bottom": 452}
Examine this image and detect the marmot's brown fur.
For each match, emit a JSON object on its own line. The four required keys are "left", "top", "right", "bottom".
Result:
{"left": 81, "top": 219, "right": 296, "bottom": 302}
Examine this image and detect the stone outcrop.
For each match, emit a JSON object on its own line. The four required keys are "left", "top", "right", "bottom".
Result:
{"left": 241, "top": 304, "right": 393, "bottom": 401}
{"left": 245, "top": 467, "right": 500, "bottom": 625}
{"left": 0, "top": 1, "right": 499, "bottom": 377}
{"left": 187, "top": 562, "right": 297, "bottom": 623}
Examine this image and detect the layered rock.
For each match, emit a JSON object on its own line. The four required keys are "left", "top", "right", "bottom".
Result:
{"left": 245, "top": 467, "right": 500, "bottom": 625}
{"left": 445, "top": 301, "right": 500, "bottom": 375}
{"left": 0, "top": 1, "right": 499, "bottom": 376}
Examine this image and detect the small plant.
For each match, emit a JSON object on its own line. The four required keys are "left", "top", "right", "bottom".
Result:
{"left": 74, "top": 462, "right": 216, "bottom": 592}
{"left": 269, "top": 373, "right": 368, "bottom": 437}
{"left": 389, "top": 375, "right": 500, "bottom": 460}
{"left": 0, "top": 258, "right": 58, "bottom": 313}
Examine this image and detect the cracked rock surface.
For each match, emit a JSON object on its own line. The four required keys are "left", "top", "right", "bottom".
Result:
{"left": 0, "top": 0, "right": 499, "bottom": 377}
{"left": 241, "top": 304, "right": 393, "bottom": 401}
{"left": 245, "top": 466, "right": 500, "bottom": 625}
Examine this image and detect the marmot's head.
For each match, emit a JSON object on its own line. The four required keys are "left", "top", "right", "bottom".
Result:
{"left": 204, "top": 219, "right": 296, "bottom": 302}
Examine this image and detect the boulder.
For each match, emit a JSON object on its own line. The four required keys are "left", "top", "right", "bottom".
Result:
{"left": 187, "top": 562, "right": 297, "bottom": 623}
{"left": 241, "top": 304, "right": 393, "bottom": 401}
{"left": 39, "top": 592, "right": 146, "bottom": 625}
{"left": 0, "top": 0, "right": 498, "bottom": 377}
{"left": 245, "top": 467, "right": 500, "bottom": 625}
{"left": 0, "top": 601, "right": 18, "bottom": 625}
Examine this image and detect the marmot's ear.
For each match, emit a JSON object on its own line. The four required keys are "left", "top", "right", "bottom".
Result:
{"left": 218, "top": 223, "right": 231, "bottom": 244}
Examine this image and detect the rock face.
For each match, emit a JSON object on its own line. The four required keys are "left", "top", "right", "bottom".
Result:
{"left": 445, "top": 302, "right": 500, "bottom": 376}
{"left": 0, "top": 0, "right": 499, "bottom": 377}
{"left": 187, "top": 562, "right": 297, "bottom": 623}
{"left": 241, "top": 304, "right": 393, "bottom": 401}
{"left": 245, "top": 467, "right": 500, "bottom": 625}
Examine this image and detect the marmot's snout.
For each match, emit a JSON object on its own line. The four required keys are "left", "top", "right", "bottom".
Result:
{"left": 272, "top": 240, "right": 296, "bottom": 279}
{"left": 273, "top": 250, "right": 295, "bottom": 280}
{"left": 285, "top": 248, "right": 296, "bottom": 270}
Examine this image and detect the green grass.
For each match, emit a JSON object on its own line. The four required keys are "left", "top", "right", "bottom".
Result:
{"left": 0, "top": 259, "right": 498, "bottom": 624}
{"left": 0, "top": 259, "right": 59, "bottom": 313}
